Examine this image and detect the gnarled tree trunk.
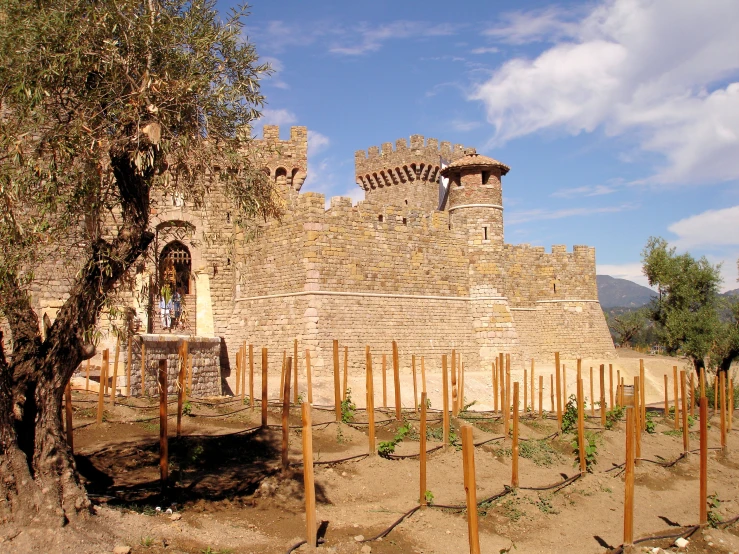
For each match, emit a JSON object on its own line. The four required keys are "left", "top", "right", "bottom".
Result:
{"left": 0, "top": 149, "right": 155, "bottom": 527}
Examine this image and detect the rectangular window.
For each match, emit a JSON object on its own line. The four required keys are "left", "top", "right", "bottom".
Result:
{"left": 483, "top": 226, "right": 488, "bottom": 240}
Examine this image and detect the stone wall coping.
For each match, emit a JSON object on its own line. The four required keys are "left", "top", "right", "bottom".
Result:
{"left": 447, "top": 203, "right": 504, "bottom": 212}
{"left": 138, "top": 333, "right": 221, "bottom": 344}
{"left": 535, "top": 299, "right": 600, "bottom": 304}
{"left": 234, "top": 290, "right": 508, "bottom": 302}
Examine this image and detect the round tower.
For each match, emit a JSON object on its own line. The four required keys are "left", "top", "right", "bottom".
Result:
{"left": 441, "top": 149, "right": 510, "bottom": 246}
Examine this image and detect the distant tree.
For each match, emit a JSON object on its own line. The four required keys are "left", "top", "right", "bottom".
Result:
{"left": 710, "top": 298, "right": 739, "bottom": 372}
{"left": 607, "top": 307, "right": 649, "bottom": 347}
{"left": 0, "top": 0, "right": 276, "bottom": 526}
{"left": 641, "top": 237, "right": 722, "bottom": 372}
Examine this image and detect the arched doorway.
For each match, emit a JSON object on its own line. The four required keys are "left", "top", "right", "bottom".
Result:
{"left": 159, "top": 241, "right": 192, "bottom": 294}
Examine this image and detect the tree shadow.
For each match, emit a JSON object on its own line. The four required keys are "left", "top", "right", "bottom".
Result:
{"left": 76, "top": 426, "right": 329, "bottom": 509}
{"left": 593, "top": 536, "right": 615, "bottom": 549}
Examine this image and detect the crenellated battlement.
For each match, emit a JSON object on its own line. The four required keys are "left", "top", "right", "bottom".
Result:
{"left": 254, "top": 125, "right": 308, "bottom": 192}
{"left": 354, "top": 135, "right": 472, "bottom": 213}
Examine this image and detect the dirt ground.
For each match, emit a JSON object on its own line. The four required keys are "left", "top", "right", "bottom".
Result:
{"left": 3, "top": 349, "right": 739, "bottom": 554}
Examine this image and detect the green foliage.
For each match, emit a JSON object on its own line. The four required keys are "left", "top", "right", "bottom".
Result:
{"left": 645, "top": 411, "right": 656, "bottom": 434}
{"left": 519, "top": 439, "right": 559, "bottom": 467}
{"left": 424, "top": 490, "right": 434, "bottom": 505}
{"left": 708, "top": 493, "right": 723, "bottom": 527}
{"left": 607, "top": 307, "right": 650, "bottom": 347}
{"left": 424, "top": 397, "right": 432, "bottom": 409}
{"left": 536, "top": 494, "right": 558, "bottom": 514}
{"left": 702, "top": 377, "right": 739, "bottom": 410}
{"left": 710, "top": 298, "right": 739, "bottom": 372}
{"left": 642, "top": 237, "right": 723, "bottom": 368}
{"left": 202, "top": 548, "right": 233, "bottom": 554}
{"left": 605, "top": 404, "right": 625, "bottom": 430}
{"left": 572, "top": 431, "right": 599, "bottom": 472}
{"left": 341, "top": 388, "right": 357, "bottom": 423}
{"left": 182, "top": 400, "right": 192, "bottom": 416}
{"left": 459, "top": 399, "right": 477, "bottom": 413}
{"left": 561, "top": 394, "right": 578, "bottom": 433}
{"left": 141, "top": 536, "right": 155, "bottom": 547}
{"left": 378, "top": 420, "right": 413, "bottom": 458}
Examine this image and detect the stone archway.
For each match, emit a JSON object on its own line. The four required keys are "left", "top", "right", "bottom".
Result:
{"left": 159, "top": 240, "right": 192, "bottom": 294}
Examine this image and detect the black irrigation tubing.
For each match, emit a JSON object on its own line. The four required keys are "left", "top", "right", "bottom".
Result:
{"left": 386, "top": 445, "right": 445, "bottom": 460}
{"left": 607, "top": 524, "right": 701, "bottom": 554}
{"left": 293, "top": 453, "right": 370, "bottom": 467}
{"left": 359, "top": 505, "right": 423, "bottom": 543}
{"left": 285, "top": 538, "right": 325, "bottom": 553}
{"left": 520, "top": 472, "right": 582, "bottom": 492}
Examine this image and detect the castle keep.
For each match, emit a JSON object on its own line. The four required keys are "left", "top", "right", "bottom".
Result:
{"left": 14, "top": 125, "right": 614, "bottom": 395}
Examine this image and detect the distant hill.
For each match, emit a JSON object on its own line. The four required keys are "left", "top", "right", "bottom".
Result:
{"left": 723, "top": 288, "right": 739, "bottom": 298}
{"left": 597, "top": 275, "right": 657, "bottom": 308}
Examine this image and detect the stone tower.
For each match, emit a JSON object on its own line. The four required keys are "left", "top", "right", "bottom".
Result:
{"left": 443, "top": 149, "right": 510, "bottom": 247}
{"left": 257, "top": 125, "right": 308, "bottom": 192}
{"left": 355, "top": 135, "right": 468, "bottom": 211}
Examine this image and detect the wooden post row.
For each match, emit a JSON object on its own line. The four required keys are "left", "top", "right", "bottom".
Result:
{"left": 159, "top": 359, "right": 168, "bottom": 491}
{"left": 366, "top": 346, "right": 376, "bottom": 455}
{"left": 393, "top": 341, "right": 402, "bottom": 421}
{"left": 420, "top": 391, "right": 428, "bottom": 505}
{"left": 333, "top": 340, "right": 341, "bottom": 422}
{"left": 261, "top": 348, "right": 268, "bottom": 428}
{"left": 282, "top": 357, "right": 292, "bottom": 470}
{"left": 442, "top": 354, "right": 450, "bottom": 449}
{"left": 512, "top": 383, "right": 519, "bottom": 488}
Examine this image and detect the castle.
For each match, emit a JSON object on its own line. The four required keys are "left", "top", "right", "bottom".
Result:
{"left": 15, "top": 125, "right": 614, "bottom": 396}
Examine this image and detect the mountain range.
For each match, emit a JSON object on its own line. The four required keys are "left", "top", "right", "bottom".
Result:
{"left": 597, "top": 275, "right": 739, "bottom": 309}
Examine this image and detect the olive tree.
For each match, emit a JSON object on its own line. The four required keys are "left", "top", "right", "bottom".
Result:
{"left": 0, "top": 0, "right": 277, "bottom": 526}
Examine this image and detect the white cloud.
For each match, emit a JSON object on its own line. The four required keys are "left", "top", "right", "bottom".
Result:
{"left": 450, "top": 119, "right": 482, "bottom": 132}
{"left": 507, "top": 203, "right": 636, "bottom": 225}
{"left": 597, "top": 263, "right": 651, "bottom": 288}
{"left": 261, "top": 56, "right": 289, "bottom": 89}
{"left": 550, "top": 185, "right": 618, "bottom": 198}
{"left": 484, "top": 7, "right": 580, "bottom": 44}
{"left": 258, "top": 108, "right": 297, "bottom": 127}
{"left": 308, "top": 131, "right": 330, "bottom": 156}
{"left": 668, "top": 205, "right": 739, "bottom": 249}
{"left": 470, "top": 47, "right": 499, "bottom": 55}
{"left": 470, "top": 0, "right": 739, "bottom": 185}
{"left": 330, "top": 21, "right": 458, "bottom": 56}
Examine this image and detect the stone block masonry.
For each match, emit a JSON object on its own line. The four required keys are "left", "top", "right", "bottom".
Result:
{"left": 126, "top": 335, "right": 222, "bottom": 398}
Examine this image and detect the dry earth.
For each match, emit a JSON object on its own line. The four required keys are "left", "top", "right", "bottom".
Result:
{"left": 2, "top": 349, "right": 739, "bottom": 554}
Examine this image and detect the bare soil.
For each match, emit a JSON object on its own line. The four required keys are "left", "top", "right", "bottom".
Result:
{"left": 2, "top": 349, "right": 739, "bottom": 554}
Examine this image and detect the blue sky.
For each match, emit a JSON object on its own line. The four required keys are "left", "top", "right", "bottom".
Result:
{"left": 220, "top": 0, "right": 739, "bottom": 291}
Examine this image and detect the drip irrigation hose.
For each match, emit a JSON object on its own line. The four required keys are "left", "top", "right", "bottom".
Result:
{"left": 359, "top": 505, "right": 422, "bottom": 542}
{"left": 607, "top": 524, "right": 700, "bottom": 554}
{"left": 285, "top": 538, "right": 325, "bottom": 553}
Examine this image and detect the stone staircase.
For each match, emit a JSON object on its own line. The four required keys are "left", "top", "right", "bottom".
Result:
{"left": 152, "top": 293, "right": 196, "bottom": 334}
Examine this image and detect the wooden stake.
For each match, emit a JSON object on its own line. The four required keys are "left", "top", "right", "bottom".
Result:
{"left": 699, "top": 396, "right": 708, "bottom": 525}
{"left": 616, "top": 369, "right": 621, "bottom": 406}
{"left": 729, "top": 377, "right": 734, "bottom": 433}
{"left": 664, "top": 374, "right": 669, "bottom": 421}
{"left": 577, "top": 377, "right": 585, "bottom": 474}
{"left": 640, "top": 360, "right": 646, "bottom": 431}
{"left": 563, "top": 363, "right": 567, "bottom": 408}
{"left": 442, "top": 354, "right": 450, "bottom": 449}
{"left": 634, "top": 376, "right": 641, "bottom": 466}
{"left": 451, "top": 350, "right": 458, "bottom": 417}
{"left": 609, "top": 364, "right": 614, "bottom": 411}
{"left": 461, "top": 425, "right": 481, "bottom": 554}
{"left": 366, "top": 346, "right": 376, "bottom": 455}
{"left": 382, "top": 353, "right": 387, "bottom": 409}
{"left": 249, "top": 344, "right": 255, "bottom": 411}
{"left": 333, "top": 340, "right": 341, "bottom": 422}
{"left": 280, "top": 351, "right": 286, "bottom": 402}
{"left": 242, "top": 341, "right": 247, "bottom": 403}
{"left": 176, "top": 342, "right": 187, "bottom": 438}
{"left": 294, "top": 339, "right": 299, "bottom": 405}
{"left": 186, "top": 344, "right": 193, "bottom": 398}
{"left": 97, "top": 349, "right": 108, "bottom": 424}
{"left": 689, "top": 371, "right": 695, "bottom": 417}
{"left": 531, "top": 359, "right": 535, "bottom": 414}
{"left": 305, "top": 348, "right": 313, "bottom": 404}
{"left": 126, "top": 336, "right": 132, "bottom": 397}
{"left": 261, "top": 348, "right": 268, "bottom": 428}
{"left": 681, "top": 370, "right": 689, "bottom": 454}
{"left": 720, "top": 371, "right": 727, "bottom": 452}
{"left": 420, "top": 391, "right": 428, "bottom": 506}
{"left": 412, "top": 355, "right": 418, "bottom": 413}
{"left": 421, "top": 356, "right": 427, "bottom": 394}
{"left": 159, "top": 359, "right": 168, "bottom": 491}
{"left": 141, "top": 340, "right": 147, "bottom": 397}
{"left": 674, "top": 366, "right": 680, "bottom": 430}
{"left": 624, "top": 407, "right": 635, "bottom": 547}
{"left": 590, "top": 366, "right": 595, "bottom": 417}
{"left": 235, "top": 345, "right": 241, "bottom": 397}
{"left": 460, "top": 360, "right": 465, "bottom": 410}
{"left": 342, "top": 345, "right": 348, "bottom": 403}
{"left": 600, "top": 364, "right": 607, "bottom": 427}
{"left": 715, "top": 374, "right": 719, "bottom": 416}
{"left": 523, "top": 369, "right": 528, "bottom": 414}
{"left": 550, "top": 374, "right": 555, "bottom": 414}
{"left": 110, "top": 335, "right": 121, "bottom": 406}
{"left": 555, "top": 352, "right": 562, "bottom": 428}
{"left": 512, "top": 383, "right": 519, "bottom": 487}
{"left": 504, "top": 361, "right": 511, "bottom": 437}
{"left": 282, "top": 356, "right": 292, "bottom": 470}
{"left": 85, "top": 358, "right": 90, "bottom": 392}
{"left": 393, "top": 341, "right": 401, "bottom": 421}
{"left": 302, "top": 402, "right": 317, "bottom": 547}
{"left": 64, "top": 382, "right": 74, "bottom": 452}
{"left": 539, "top": 375, "right": 543, "bottom": 417}
{"left": 700, "top": 367, "right": 706, "bottom": 399}
{"left": 492, "top": 362, "right": 498, "bottom": 412}
{"left": 499, "top": 353, "right": 505, "bottom": 416}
